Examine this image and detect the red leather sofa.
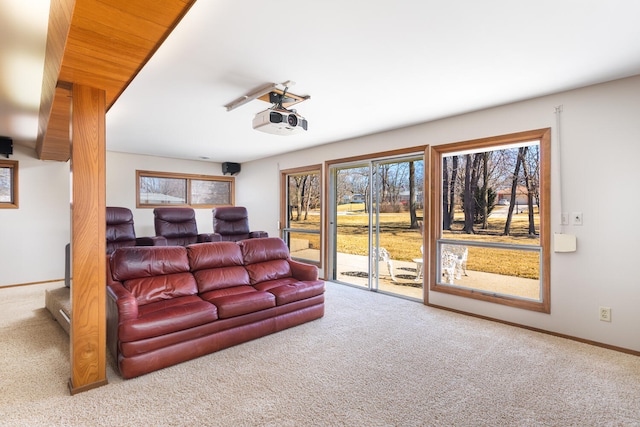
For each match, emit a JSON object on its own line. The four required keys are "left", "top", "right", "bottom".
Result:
{"left": 106, "top": 237, "right": 325, "bottom": 379}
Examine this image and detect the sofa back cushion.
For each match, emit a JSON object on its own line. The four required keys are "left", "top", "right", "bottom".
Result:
{"left": 110, "top": 246, "right": 197, "bottom": 305}
{"left": 187, "top": 242, "right": 250, "bottom": 293}
{"left": 238, "top": 238, "right": 292, "bottom": 284}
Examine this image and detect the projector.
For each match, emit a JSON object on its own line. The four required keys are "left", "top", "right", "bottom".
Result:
{"left": 252, "top": 108, "right": 308, "bottom": 135}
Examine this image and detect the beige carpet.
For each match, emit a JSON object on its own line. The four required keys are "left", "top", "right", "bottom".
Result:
{"left": 1, "top": 282, "right": 639, "bottom": 426}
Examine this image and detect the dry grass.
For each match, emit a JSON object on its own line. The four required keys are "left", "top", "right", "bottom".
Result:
{"left": 290, "top": 205, "right": 540, "bottom": 279}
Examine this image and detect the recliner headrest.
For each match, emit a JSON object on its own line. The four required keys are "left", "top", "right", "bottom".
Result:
{"left": 154, "top": 207, "right": 196, "bottom": 222}
{"left": 106, "top": 206, "right": 134, "bottom": 225}
{"left": 213, "top": 206, "right": 248, "bottom": 221}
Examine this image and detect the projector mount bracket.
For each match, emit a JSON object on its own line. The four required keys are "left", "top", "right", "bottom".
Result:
{"left": 224, "top": 81, "right": 310, "bottom": 112}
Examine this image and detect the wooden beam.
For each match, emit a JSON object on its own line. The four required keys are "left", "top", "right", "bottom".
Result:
{"left": 37, "top": 0, "right": 197, "bottom": 161}
{"left": 69, "top": 83, "right": 107, "bottom": 394}
{"left": 36, "top": 0, "right": 74, "bottom": 160}
{"left": 35, "top": 0, "right": 197, "bottom": 393}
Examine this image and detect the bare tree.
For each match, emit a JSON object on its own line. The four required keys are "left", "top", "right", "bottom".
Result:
{"left": 520, "top": 147, "right": 537, "bottom": 236}
{"left": 303, "top": 173, "right": 320, "bottom": 220}
{"left": 409, "top": 161, "right": 418, "bottom": 228}
{"left": 481, "top": 152, "right": 489, "bottom": 229}
{"left": 463, "top": 154, "right": 481, "bottom": 234}
{"left": 503, "top": 147, "right": 525, "bottom": 236}
{"left": 442, "top": 155, "right": 458, "bottom": 230}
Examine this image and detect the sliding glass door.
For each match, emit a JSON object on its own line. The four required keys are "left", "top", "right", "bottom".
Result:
{"left": 332, "top": 163, "right": 371, "bottom": 290}
{"left": 329, "top": 154, "right": 424, "bottom": 300}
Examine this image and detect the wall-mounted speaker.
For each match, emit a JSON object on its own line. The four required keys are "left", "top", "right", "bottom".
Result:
{"left": 0, "top": 136, "right": 13, "bottom": 158}
{"left": 222, "top": 162, "right": 241, "bottom": 175}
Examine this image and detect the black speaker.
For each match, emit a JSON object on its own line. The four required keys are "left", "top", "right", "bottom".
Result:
{"left": 222, "top": 162, "right": 241, "bottom": 175}
{"left": 0, "top": 136, "right": 12, "bottom": 158}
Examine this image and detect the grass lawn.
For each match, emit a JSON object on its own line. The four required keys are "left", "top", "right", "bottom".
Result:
{"left": 290, "top": 204, "right": 540, "bottom": 279}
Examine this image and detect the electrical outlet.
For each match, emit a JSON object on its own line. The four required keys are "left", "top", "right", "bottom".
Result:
{"left": 599, "top": 306, "right": 611, "bottom": 322}
{"left": 561, "top": 213, "right": 569, "bottom": 225}
{"left": 571, "top": 212, "right": 583, "bottom": 226}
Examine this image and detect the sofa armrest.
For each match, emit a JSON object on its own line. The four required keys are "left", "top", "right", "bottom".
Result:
{"left": 107, "top": 282, "right": 139, "bottom": 321}
{"left": 288, "top": 259, "right": 319, "bottom": 281}
{"left": 249, "top": 231, "right": 268, "bottom": 238}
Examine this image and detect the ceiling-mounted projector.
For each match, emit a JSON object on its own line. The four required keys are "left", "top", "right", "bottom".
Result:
{"left": 252, "top": 108, "right": 308, "bottom": 135}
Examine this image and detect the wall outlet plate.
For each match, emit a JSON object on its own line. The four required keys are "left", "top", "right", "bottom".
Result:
{"left": 571, "top": 212, "right": 583, "bottom": 226}
{"left": 599, "top": 306, "right": 611, "bottom": 322}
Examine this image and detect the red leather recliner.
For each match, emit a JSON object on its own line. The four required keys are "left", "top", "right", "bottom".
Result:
{"left": 154, "top": 207, "right": 219, "bottom": 246}
{"left": 211, "top": 206, "right": 268, "bottom": 242}
{"left": 106, "top": 207, "right": 166, "bottom": 255}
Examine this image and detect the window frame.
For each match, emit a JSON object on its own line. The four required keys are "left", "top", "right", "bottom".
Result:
{"left": 0, "top": 159, "right": 18, "bottom": 209}
{"left": 280, "top": 165, "right": 323, "bottom": 267}
{"left": 429, "top": 128, "right": 551, "bottom": 313}
{"left": 136, "top": 169, "right": 235, "bottom": 208}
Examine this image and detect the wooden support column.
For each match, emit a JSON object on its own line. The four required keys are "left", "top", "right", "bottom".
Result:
{"left": 69, "top": 83, "right": 107, "bottom": 394}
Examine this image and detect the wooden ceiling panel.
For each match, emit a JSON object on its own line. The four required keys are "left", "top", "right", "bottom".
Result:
{"left": 72, "top": 2, "right": 170, "bottom": 44}
{"left": 37, "top": 0, "right": 197, "bottom": 161}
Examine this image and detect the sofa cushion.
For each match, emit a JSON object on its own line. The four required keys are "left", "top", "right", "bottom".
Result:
{"left": 239, "top": 237, "right": 290, "bottom": 264}
{"left": 238, "top": 238, "right": 293, "bottom": 284}
{"left": 200, "top": 286, "right": 276, "bottom": 319}
{"left": 254, "top": 279, "right": 326, "bottom": 305}
{"left": 244, "top": 259, "right": 292, "bottom": 285}
{"left": 119, "top": 295, "right": 218, "bottom": 342}
{"left": 187, "top": 242, "right": 244, "bottom": 270}
{"left": 110, "top": 246, "right": 197, "bottom": 305}
{"left": 111, "top": 246, "right": 191, "bottom": 280}
{"left": 124, "top": 273, "right": 198, "bottom": 306}
{"left": 193, "top": 267, "right": 251, "bottom": 293}
{"left": 187, "top": 242, "right": 251, "bottom": 293}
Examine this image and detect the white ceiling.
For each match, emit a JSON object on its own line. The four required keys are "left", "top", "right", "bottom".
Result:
{"left": 2, "top": 0, "right": 640, "bottom": 163}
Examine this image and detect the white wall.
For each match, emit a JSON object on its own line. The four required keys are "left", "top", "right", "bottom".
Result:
{"left": 0, "top": 144, "right": 69, "bottom": 287}
{"left": 106, "top": 151, "right": 224, "bottom": 237}
{"left": 4, "top": 76, "right": 638, "bottom": 352}
{"left": 1, "top": 149, "right": 227, "bottom": 287}
{"left": 238, "top": 75, "right": 640, "bottom": 352}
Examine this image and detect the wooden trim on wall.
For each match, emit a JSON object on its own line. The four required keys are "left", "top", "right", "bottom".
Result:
{"left": 135, "top": 169, "right": 235, "bottom": 208}
{"left": 428, "top": 128, "right": 551, "bottom": 313}
{"left": 422, "top": 145, "right": 430, "bottom": 305}
{"left": 427, "top": 302, "right": 640, "bottom": 357}
{"left": 0, "top": 159, "right": 19, "bottom": 209}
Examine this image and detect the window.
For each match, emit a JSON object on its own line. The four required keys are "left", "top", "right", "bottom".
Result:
{"left": 0, "top": 160, "right": 18, "bottom": 209}
{"left": 281, "top": 166, "right": 322, "bottom": 266}
{"left": 430, "top": 129, "right": 550, "bottom": 313}
{"left": 137, "top": 170, "right": 234, "bottom": 208}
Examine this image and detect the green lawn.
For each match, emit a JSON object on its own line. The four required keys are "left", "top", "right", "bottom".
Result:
{"left": 290, "top": 205, "right": 540, "bottom": 279}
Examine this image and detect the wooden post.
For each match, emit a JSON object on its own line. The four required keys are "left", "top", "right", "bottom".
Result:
{"left": 69, "top": 83, "right": 107, "bottom": 394}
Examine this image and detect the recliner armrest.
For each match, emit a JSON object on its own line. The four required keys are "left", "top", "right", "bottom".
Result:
{"left": 135, "top": 236, "right": 168, "bottom": 247}
{"left": 198, "top": 233, "right": 222, "bottom": 243}
{"left": 249, "top": 231, "right": 268, "bottom": 239}
{"left": 288, "top": 259, "right": 319, "bottom": 281}
{"left": 107, "top": 282, "right": 139, "bottom": 321}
